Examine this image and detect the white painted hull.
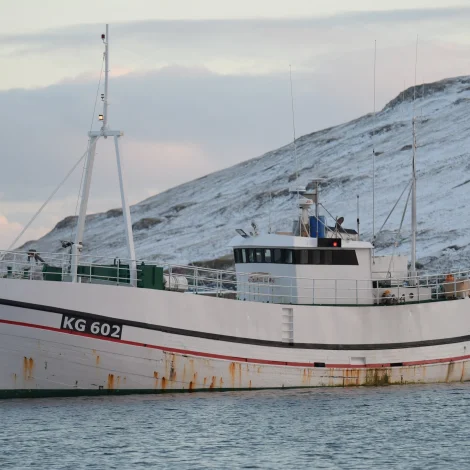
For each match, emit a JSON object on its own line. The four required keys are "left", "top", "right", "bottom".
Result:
{"left": 1, "top": 278, "right": 470, "bottom": 397}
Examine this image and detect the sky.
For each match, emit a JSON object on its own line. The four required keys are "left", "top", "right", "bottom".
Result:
{"left": 2, "top": 0, "right": 470, "bottom": 248}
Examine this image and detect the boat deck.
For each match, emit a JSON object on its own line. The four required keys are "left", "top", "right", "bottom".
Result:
{"left": 1, "top": 250, "right": 469, "bottom": 306}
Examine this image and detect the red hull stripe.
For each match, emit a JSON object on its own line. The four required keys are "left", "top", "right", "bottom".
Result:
{"left": 1, "top": 318, "right": 470, "bottom": 369}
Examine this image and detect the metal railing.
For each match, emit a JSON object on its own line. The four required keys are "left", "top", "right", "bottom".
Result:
{"left": 1, "top": 250, "right": 470, "bottom": 306}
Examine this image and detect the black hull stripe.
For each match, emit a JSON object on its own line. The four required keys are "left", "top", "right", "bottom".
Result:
{"left": 0, "top": 297, "right": 469, "bottom": 351}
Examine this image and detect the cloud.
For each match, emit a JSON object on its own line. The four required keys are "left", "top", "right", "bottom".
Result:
{"left": 0, "top": 214, "right": 49, "bottom": 249}
{"left": 2, "top": 7, "right": 470, "bottom": 66}
{"left": 3, "top": 7, "right": 470, "bottom": 48}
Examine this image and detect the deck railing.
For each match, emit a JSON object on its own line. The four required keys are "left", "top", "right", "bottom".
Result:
{"left": 1, "top": 250, "right": 469, "bottom": 306}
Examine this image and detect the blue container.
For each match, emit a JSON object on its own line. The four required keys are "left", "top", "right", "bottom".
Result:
{"left": 310, "top": 215, "right": 326, "bottom": 238}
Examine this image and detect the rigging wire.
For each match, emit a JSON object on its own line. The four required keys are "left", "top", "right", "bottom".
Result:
{"left": 387, "top": 184, "right": 412, "bottom": 277}
{"left": 2, "top": 149, "right": 90, "bottom": 255}
{"left": 70, "top": 53, "right": 106, "bottom": 242}
{"left": 375, "top": 180, "right": 411, "bottom": 239}
{"left": 2, "top": 54, "right": 106, "bottom": 255}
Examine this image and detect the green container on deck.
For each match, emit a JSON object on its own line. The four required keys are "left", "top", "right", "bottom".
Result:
{"left": 42, "top": 264, "right": 63, "bottom": 282}
{"left": 138, "top": 263, "right": 164, "bottom": 290}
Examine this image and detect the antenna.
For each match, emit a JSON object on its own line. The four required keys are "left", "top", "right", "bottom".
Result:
{"left": 411, "top": 35, "right": 419, "bottom": 276}
{"left": 289, "top": 65, "right": 305, "bottom": 235}
{"left": 268, "top": 190, "right": 272, "bottom": 233}
{"left": 372, "top": 40, "right": 377, "bottom": 251}
{"left": 289, "top": 65, "right": 298, "bottom": 181}
{"left": 357, "top": 194, "right": 360, "bottom": 240}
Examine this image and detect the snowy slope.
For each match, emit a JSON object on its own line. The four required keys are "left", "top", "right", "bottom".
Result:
{"left": 18, "top": 76, "right": 470, "bottom": 271}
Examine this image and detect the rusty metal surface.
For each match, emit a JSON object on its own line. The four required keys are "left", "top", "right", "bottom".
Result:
{"left": 8, "top": 339, "right": 470, "bottom": 395}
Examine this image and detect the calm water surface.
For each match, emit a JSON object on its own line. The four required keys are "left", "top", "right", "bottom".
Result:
{"left": 1, "top": 384, "right": 470, "bottom": 469}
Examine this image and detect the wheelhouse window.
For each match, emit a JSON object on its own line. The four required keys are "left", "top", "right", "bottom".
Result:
{"left": 234, "top": 249, "right": 241, "bottom": 263}
{"left": 233, "top": 247, "right": 358, "bottom": 265}
{"left": 323, "top": 250, "right": 333, "bottom": 265}
{"left": 295, "top": 249, "right": 309, "bottom": 265}
{"left": 264, "top": 249, "right": 272, "bottom": 263}
{"left": 310, "top": 250, "right": 321, "bottom": 265}
{"left": 285, "top": 250, "right": 293, "bottom": 264}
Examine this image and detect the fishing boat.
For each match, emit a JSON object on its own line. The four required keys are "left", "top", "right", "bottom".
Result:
{"left": 1, "top": 26, "right": 470, "bottom": 398}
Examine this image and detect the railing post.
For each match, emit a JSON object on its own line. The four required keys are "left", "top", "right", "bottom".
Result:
{"left": 335, "top": 279, "right": 337, "bottom": 305}
{"left": 195, "top": 267, "right": 198, "bottom": 294}
{"left": 356, "top": 279, "right": 358, "bottom": 305}
{"left": 169, "top": 265, "right": 172, "bottom": 291}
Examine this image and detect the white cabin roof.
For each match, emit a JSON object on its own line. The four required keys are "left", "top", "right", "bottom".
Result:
{"left": 229, "top": 233, "right": 373, "bottom": 250}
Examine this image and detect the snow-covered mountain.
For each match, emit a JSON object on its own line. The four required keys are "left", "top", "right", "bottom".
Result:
{"left": 18, "top": 76, "right": 470, "bottom": 271}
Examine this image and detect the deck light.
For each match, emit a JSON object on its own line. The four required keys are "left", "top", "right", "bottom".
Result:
{"left": 98, "top": 114, "right": 104, "bottom": 121}
{"left": 318, "top": 238, "right": 342, "bottom": 248}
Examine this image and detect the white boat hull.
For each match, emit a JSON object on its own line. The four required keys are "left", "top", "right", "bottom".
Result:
{"left": 1, "top": 278, "right": 470, "bottom": 397}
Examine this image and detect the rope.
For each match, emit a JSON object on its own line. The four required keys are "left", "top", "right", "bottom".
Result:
{"left": 70, "top": 53, "right": 106, "bottom": 242}
{"left": 2, "top": 150, "right": 89, "bottom": 256}
{"left": 375, "top": 180, "right": 411, "bottom": 241}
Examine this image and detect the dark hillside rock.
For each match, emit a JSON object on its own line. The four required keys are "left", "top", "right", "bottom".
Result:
{"left": 54, "top": 215, "right": 78, "bottom": 231}
{"left": 106, "top": 208, "right": 123, "bottom": 218}
{"left": 132, "top": 217, "right": 163, "bottom": 231}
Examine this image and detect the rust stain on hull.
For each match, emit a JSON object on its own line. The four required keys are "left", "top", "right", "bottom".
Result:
{"left": 365, "top": 368, "right": 390, "bottom": 386}
{"left": 344, "top": 368, "right": 360, "bottom": 386}
{"left": 229, "top": 362, "right": 236, "bottom": 385}
{"left": 153, "top": 371, "right": 159, "bottom": 389}
{"left": 228, "top": 362, "right": 243, "bottom": 387}
{"left": 446, "top": 362, "right": 455, "bottom": 383}
{"left": 23, "top": 357, "right": 34, "bottom": 381}
{"left": 107, "top": 374, "right": 115, "bottom": 390}
{"left": 301, "top": 368, "right": 313, "bottom": 386}
{"left": 210, "top": 376, "right": 216, "bottom": 389}
{"left": 161, "top": 377, "right": 167, "bottom": 390}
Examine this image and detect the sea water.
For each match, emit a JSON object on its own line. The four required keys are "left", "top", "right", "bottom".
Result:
{"left": 1, "top": 384, "right": 469, "bottom": 469}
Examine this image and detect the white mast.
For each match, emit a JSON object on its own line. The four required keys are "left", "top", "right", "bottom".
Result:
{"left": 71, "top": 24, "right": 137, "bottom": 286}
{"left": 411, "top": 35, "right": 419, "bottom": 276}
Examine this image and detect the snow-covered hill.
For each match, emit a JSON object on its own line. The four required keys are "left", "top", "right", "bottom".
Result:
{"left": 18, "top": 76, "right": 470, "bottom": 271}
